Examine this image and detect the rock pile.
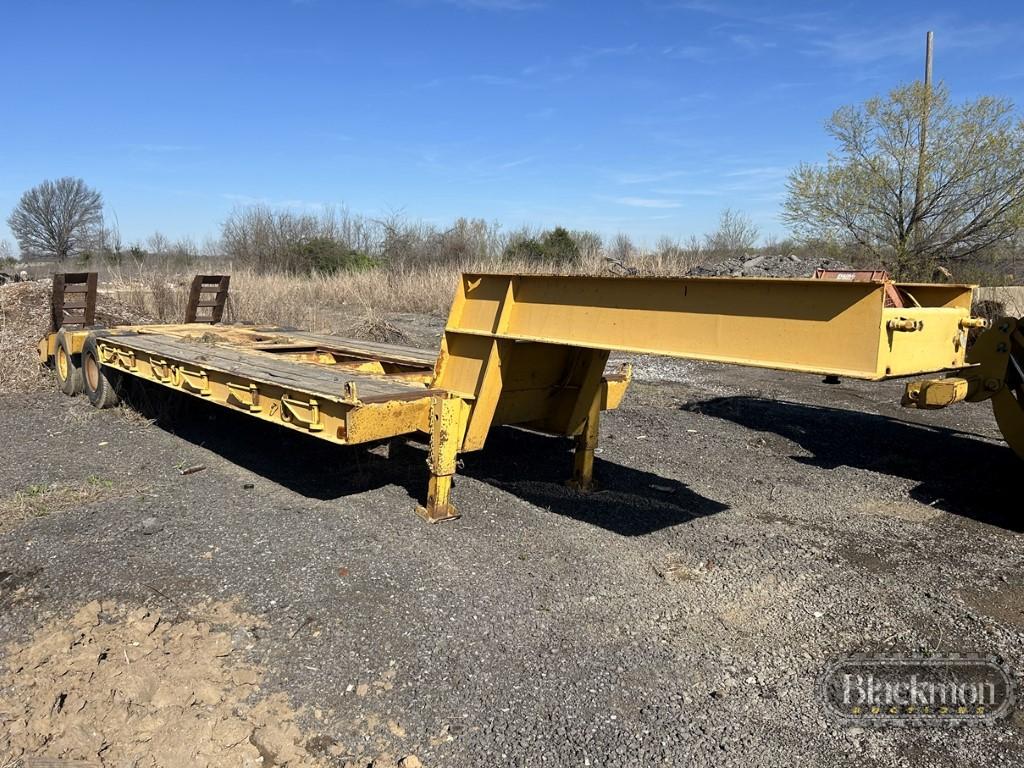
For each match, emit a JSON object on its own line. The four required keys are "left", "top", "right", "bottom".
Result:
{"left": 688, "top": 253, "right": 853, "bottom": 278}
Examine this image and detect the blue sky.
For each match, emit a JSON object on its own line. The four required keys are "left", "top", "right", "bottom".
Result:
{"left": 1, "top": 0, "right": 1021, "bottom": 249}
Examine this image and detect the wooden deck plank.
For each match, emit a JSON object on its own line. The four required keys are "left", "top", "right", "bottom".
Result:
{"left": 124, "top": 324, "right": 438, "bottom": 368}
{"left": 96, "top": 331, "right": 437, "bottom": 402}
{"left": 282, "top": 331, "right": 437, "bottom": 366}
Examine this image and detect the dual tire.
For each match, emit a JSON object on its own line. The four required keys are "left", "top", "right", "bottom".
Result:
{"left": 55, "top": 331, "right": 121, "bottom": 409}
{"left": 54, "top": 329, "right": 83, "bottom": 396}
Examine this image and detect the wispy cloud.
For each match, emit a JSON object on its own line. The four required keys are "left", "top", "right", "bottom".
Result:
{"left": 469, "top": 73, "right": 527, "bottom": 87}
{"left": 668, "top": 1, "right": 833, "bottom": 34}
{"left": 808, "top": 22, "right": 1015, "bottom": 65}
{"left": 613, "top": 169, "right": 691, "bottom": 185}
{"left": 130, "top": 143, "right": 198, "bottom": 153}
{"left": 570, "top": 44, "right": 638, "bottom": 70}
{"left": 426, "top": 43, "right": 637, "bottom": 90}
{"left": 221, "top": 193, "right": 337, "bottom": 210}
{"left": 661, "top": 44, "right": 713, "bottom": 62}
{"left": 729, "top": 33, "right": 776, "bottom": 53}
{"left": 611, "top": 196, "right": 684, "bottom": 209}
{"left": 443, "top": 0, "right": 542, "bottom": 10}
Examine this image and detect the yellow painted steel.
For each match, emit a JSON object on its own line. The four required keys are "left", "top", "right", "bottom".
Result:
{"left": 902, "top": 377, "right": 971, "bottom": 409}
{"left": 41, "top": 272, "right": 1010, "bottom": 522}
{"left": 440, "top": 274, "right": 975, "bottom": 381}
{"left": 902, "top": 316, "right": 1024, "bottom": 459}
{"left": 416, "top": 395, "right": 469, "bottom": 522}
{"left": 54, "top": 328, "right": 436, "bottom": 445}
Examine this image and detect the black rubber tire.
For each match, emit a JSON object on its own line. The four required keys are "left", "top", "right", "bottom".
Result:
{"left": 81, "top": 335, "right": 122, "bottom": 409}
{"left": 54, "top": 329, "right": 83, "bottom": 396}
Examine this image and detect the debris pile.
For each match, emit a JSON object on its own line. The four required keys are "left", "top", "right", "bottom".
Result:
{"left": 0, "top": 278, "right": 157, "bottom": 394}
{"left": 0, "top": 600, "right": 329, "bottom": 767}
{"left": 0, "top": 279, "right": 52, "bottom": 393}
{"left": 688, "top": 253, "right": 852, "bottom": 278}
{"left": 346, "top": 310, "right": 411, "bottom": 345}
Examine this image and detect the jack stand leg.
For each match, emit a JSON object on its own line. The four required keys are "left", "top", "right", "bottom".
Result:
{"left": 416, "top": 396, "right": 466, "bottom": 523}
{"left": 568, "top": 390, "right": 601, "bottom": 492}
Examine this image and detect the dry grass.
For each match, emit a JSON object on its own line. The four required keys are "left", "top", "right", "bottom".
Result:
{"left": 0, "top": 477, "right": 117, "bottom": 530}
{"left": 104, "top": 249, "right": 708, "bottom": 334}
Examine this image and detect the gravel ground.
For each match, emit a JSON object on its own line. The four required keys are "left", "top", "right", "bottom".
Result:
{"left": 2, "top": 329, "right": 1023, "bottom": 766}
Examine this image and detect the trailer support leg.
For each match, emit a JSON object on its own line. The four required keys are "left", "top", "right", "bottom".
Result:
{"left": 417, "top": 396, "right": 467, "bottom": 523}
{"left": 570, "top": 390, "right": 601, "bottom": 491}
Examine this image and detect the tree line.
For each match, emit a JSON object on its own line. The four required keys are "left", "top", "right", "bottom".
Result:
{"left": 6, "top": 81, "right": 1024, "bottom": 281}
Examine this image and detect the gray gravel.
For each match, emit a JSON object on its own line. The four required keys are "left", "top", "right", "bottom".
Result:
{"left": 1, "top": 350, "right": 1022, "bottom": 767}
{"left": 688, "top": 253, "right": 852, "bottom": 278}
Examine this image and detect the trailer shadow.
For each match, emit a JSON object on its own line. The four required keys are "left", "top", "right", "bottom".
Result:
{"left": 456, "top": 426, "right": 729, "bottom": 535}
{"left": 118, "top": 378, "right": 420, "bottom": 494}
{"left": 682, "top": 396, "right": 1021, "bottom": 531}
{"left": 121, "top": 381, "right": 725, "bottom": 536}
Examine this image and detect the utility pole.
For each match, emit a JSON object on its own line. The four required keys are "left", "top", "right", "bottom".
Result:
{"left": 911, "top": 30, "right": 933, "bottom": 253}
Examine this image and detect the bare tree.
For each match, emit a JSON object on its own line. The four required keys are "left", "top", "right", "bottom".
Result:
{"left": 7, "top": 177, "right": 103, "bottom": 260}
{"left": 610, "top": 233, "right": 634, "bottom": 262}
{"left": 705, "top": 209, "right": 760, "bottom": 255}
{"left": 146, "top": 231, "right": 171, "bottom": 257}
{"left": 0, "top": 239, "right": 13, "bottom": 263}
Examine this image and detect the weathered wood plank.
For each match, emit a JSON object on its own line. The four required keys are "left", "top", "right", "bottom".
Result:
{"left": 96, "top": 331, "right": 436, "bottom": 401}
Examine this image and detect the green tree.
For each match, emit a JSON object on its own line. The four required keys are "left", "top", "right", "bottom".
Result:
{"left": 783, "top": 83, "right": 1024, "bottom": 278}
{"left": 503, "top": 226, "right": 581, "bottom": 266}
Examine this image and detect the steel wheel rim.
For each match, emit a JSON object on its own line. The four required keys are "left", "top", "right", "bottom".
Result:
{"left": 85, "top": 354, "right": 99, "bottom": 391}
{"left": 57, "top": 346, "right": 69, "bottom": 379}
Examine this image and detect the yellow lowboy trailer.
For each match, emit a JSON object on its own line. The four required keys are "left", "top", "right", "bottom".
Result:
{"left": 38, "top": 272, "right": 1023, "bottom": 521}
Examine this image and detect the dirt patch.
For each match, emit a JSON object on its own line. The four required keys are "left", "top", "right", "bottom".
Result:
{"left": 852, "top": 499, "right": 942, "bottom": 523}
{"left": 960, "top": 585, "right": 1024, "bottom": 631}
{"left": 0, "top": 478, "right": 120, "bottom": 531}
{"left": 0, "top": 599, "right": 330, "bottom": 766}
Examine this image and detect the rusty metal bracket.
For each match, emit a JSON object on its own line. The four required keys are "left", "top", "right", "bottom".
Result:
{"left": 281, "top": 393, "right": 324, "bottom": 432}
{"left": 150, "top": 358, "right": 174, "bottom": 384}
{"left": 99, "top": 343, "right": 138, "bottom": 372}
{"left": 226, "top": 381, "right": 262, "bottom": 413}
{"left": 176, "top": 366, "right": 211, "bottom": 396}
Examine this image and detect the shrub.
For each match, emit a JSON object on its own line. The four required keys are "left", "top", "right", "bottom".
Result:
{"left": 290, "top": 236, "right": 377, "bottom": 274}
{"left": 503, "top": 226, "right": 581, "bottom": 266}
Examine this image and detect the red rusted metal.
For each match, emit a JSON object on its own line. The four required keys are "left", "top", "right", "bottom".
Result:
{"left": 813, "top": 269, "right": 905, "bottom": 308}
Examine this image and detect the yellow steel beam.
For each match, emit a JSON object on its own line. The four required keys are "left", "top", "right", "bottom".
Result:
{"left": 441, "top": 274, "right": 975, "bottom": 382}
